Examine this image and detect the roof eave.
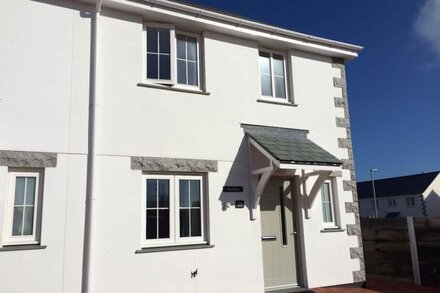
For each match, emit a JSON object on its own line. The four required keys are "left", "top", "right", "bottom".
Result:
{"left": 104, "top": 0, "right": 363, "bottom": 60}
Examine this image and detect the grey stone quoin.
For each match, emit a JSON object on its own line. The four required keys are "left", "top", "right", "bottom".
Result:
{"left": 332, "top": 58, "right": 365, "bottom": 282}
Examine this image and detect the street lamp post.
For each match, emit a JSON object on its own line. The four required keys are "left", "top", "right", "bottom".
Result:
{"left": 370, "top": 168, "right": 378, "bottom": 218}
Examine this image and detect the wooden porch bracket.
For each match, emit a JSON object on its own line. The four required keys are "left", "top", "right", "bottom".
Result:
{"left": 302, "top": 170, "right": 332, "bottom": 219}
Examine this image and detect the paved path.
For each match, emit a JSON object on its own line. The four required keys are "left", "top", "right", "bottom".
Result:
{"left": 314, "top": 278, "right": 440, "bottom": 293}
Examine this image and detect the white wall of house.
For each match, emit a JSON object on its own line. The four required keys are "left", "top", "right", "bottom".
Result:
{"left": 424, "top": 174, "right": 440, "bottom": 216}
{"left": 359, "top": 194, "right": 425, "bottom": 218}
{"left": 0, "top": 0, "right": 360, "bottom": 292}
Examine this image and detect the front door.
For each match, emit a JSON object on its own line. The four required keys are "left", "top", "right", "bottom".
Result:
{"left": 260, "top": 178, "right": 299, "bottom": 290}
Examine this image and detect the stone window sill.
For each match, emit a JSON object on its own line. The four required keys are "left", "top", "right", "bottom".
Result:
{"left": 0, "top": 245, "right": 47, "bottom": 252}
{"left": 135, "top": 244, "right": 214, "bottom": 254}
{"left": 137, "top": 83, "right": 210, "bottom": 95}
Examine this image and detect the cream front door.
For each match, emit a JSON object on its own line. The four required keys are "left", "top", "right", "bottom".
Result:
{"left": 260, "top": 178, "right": 298, "bottom": 289}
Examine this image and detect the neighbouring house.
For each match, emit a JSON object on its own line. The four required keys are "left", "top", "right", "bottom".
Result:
{"left": 0, "top": 0, "right": 364, "bottom": 292}
{"left": 358, "top": 171, "right": 440, "bottom": 219}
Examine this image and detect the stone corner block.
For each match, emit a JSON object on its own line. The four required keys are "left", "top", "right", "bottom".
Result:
{"left": 341, "top": 159, "right": 354, "bottom": 170}
{"left": 347, "top": 224, "right": 361, "bottom": 236}
{"left": 131, "top": 156, "right": 218, "bottom": 173}
{"left": 343, "top": 180, "right": 356, "bottom": 191}
{"left": 350, "top": 247, "right": 364, "bottom": 259}
{"left": 333, "top": 77, "right": 346, "bottom": 88}
{"left": 338, "top": 138, "right": 352, "bottom": 149}
{"left": 345, "top": 202, "right": 359, "bottom": 213}
{"left": 353, "top": 270, "right": 366, "bottom": 282}
{"left": 336, "top": 117, "right": 350, "bottom": 128}
{"left": 0, "top": 150, "right": 57, "bottom": 168}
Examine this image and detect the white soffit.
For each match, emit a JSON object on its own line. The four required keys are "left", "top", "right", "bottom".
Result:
{"left": 102, "top": 0, "right": 363, "bottom": 60}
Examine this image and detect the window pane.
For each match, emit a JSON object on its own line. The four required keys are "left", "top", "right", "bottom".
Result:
{"left": 159, "top": 55, "right": 171, "bottom": 80}
{"left": 158, "top": 209, "right": 169, "bottom": 238}
{"left": 25, "top": 177, "right": 36, "bottom": 205}
{"left": 146, "top": 210, "right": 157, "bottom": 239}
{"left": 259, "top": 52, "right": 271, "bottom": 74}
{"left": 14, "top": 177, "right": 25, "bottom": 205}
{"left": 190, "top": 180, "right": 200, "bottom": 207}
{"left": 12, "top": 207, "right": 23, "bottom": 236}
{"left": 179, "top": 180, "right": 189, "bottom": 207}
{"left": 191, "top": 209, "right": 201, "bottom": 236}
{"left": 146, "top": 179, "right": 157, "bottom": 208}
{"left": 321, "top": 183, "right": 330, "bottom": 202}
{"left": 187, "top": 37, "right": 197, "bottom": 61}
{"left": 158, "top": 179, "right": 169, "bottom": 208}
{"left": 187, "top": 62, "right": 198, "bottom": 86}
{"left": 159, "top": 28, "right": 170, "bottom": 53}
{"left": 274, "top": 76, "right": 286, "bottom": 98}
{"left": 322, "top": 203, "right": 333, "bottom": 222}
{"left": 180, "top": 209, "right": 189, "bottom": 237}
{"left": 147, "top": 53, "right": 158, "bottom": 79}
{"left": 260, "top": 74, "right": 272, "bottom": 96}
{"left": 23, "top": 207, "right": 34, "bottom": 235}
{"left": 177, "top": 35, "right": 186, "bottom": 59}
{"left": 273, "top": 55, "right": 285, "bottom": 76}
{"left": 147, "top": 28, "right": 158, "bottom": 53}
{"left": 177, "top": 59, "right": 187, "bottom": 84}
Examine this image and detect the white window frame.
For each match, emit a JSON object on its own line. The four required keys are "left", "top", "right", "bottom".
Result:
{"left": 142, "top": 24, "right": 202, "bottom": 90}
{"left": 141, "top": 174, "right": 175, "bottom": 247}
{"left": 143, "top": 23, "right": 176, "bottom": 85}
{"left": 321, "top": 179, "right": 339, "bottom": 229}
{"left": 174, "top": 30, "right": 202, "bottom": 90}
{"left": 141, "top": 174, "right": 206, "bottom": 248}
{"left": 175, "top": 175, "right": 204, "bottom": 244}
{"left": 258, "top": 48, "right": 290, "bottom": 101}
{"left": 3, "top": 169, "right": 43, "bottom": 246}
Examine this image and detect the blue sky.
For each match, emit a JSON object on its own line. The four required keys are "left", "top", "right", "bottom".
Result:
{"left": 189, "top": 0, "right": 440, "bottom": 181}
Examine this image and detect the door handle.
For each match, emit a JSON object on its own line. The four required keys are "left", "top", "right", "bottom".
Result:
{"left": 290, "top": 232, "right": 297, "bottom": 235}
{"left": 261, "top": 236, "right": 277, "bottom": 241}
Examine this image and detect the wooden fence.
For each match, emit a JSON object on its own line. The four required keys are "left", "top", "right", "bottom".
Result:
{"left": 361, "top": 217, "right": 440, "bottom": 287}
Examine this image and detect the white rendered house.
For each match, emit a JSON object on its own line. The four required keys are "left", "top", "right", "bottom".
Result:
{"left": 0, "top": 0, "right": 364, "bottom": 292}
{"left": 358, "top": 171, "right": 440, "bottom": 219}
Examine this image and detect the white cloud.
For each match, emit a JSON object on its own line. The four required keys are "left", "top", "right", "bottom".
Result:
{"left": 414, "top": 0, "right": 440, "bottom": 61}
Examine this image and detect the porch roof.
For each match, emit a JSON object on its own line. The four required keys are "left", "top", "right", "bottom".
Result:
{"left": 247, "top": 133, "right": 342, "bottom": 167}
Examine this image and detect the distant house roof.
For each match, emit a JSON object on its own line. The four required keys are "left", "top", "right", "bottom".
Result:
{"left": 357, "top": 171, "right": 440, "bottom": 199}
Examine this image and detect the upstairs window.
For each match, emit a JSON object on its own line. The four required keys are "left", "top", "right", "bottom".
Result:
{"left": 406, "top": 196, "right": 415, "bottom": 208}
{"left": 259, "top": 51, "right": 288, "bottom": 99}
{"left": 145, "top": 24, "right": 201, "bottom": 89}
{"left": 387, "top": 198, "right": 397, "bottom": 208}
{"left": 4, "top": 170, "right": 43, "bottom": 245}
{"left": 146, "top": 27, "right": 171, "bottom": 81}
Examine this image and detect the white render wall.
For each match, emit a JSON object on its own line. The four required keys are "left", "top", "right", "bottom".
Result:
{"left": 0, "top": 0, "right": 90, "bottom": 292}
{"left": 424, "top": 175, "right": 440, "bottom": 217}
{"left": 0, "top": 1, "right": 360, "bottom": 292}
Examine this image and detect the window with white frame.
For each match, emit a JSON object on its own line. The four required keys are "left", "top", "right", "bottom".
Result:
{"left": 321, "top": 181, "right": 338, "bottom": 228}
{"left": 387, "top": 198, "right": 396, "bottom": 208}
{"left": 142, "top": 174, "right": 205, "bottom": 247}
{"left": 259, "top": 50, "right": 288, "bottom": 99}
{"left": 3, "top": 170, "right": 43, "bottom": 245}
{"left": 145, "top": 24, "right": 201, "bottom": 88}
{"left": 406, "top": 196, "right": 415, "bottom": 208}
